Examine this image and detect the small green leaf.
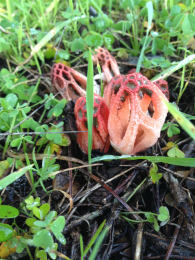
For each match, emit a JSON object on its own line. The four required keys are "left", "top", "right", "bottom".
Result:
{"left": 5, "top": 94, "right": 18, "bottom": 108}
{"left": 48, "top": 99, "right": 67, "bottom": 118}
{"left": 167, "top": 125, "right": 180, "bottom": 137}
{"left": 103, "top": 33, "right": 114, "bottom": 49}
{"left": 33, "top": 207, "right": 44, "bottom": 220}
{"left": 44, "top": 47, "right": 56, "bottom": 59}
{"left": 153, "top": 218, "right": 160, "bottom": 232}
{"left": 144, "top": 212, "right": 155, "bottom": 223}
{"left": 0, "top": 223, "right": 14, "bottom": 242}
{"left": 42, "top": 211, "right": 56, "bottom": 226}
{"left": 57, "top": 50, "right": 70, "bottom": 60}
{"left": 26, "top": 218, "right": 36, "bottom": 227}
{"left": 167, "top": 147, "right": 185, "bottom": 158}
{"left": 39, "top": 203, "right": 50, "bottom": 218}
{"left": 53, "top": 232, "right": 66, "bottom": 245}
{"left": 36, "top": 249, "right": 47, "bottom": 260}
{"left": 33, "top": 220, "right": 48, "bottom": 228}
{"left": 188, "top": 14, "right": 195, "bottom": 31}
{"left": 50, "top": 216, "right": 66, "bottom": 245}
{"left": 0, "top": 160, "right": 11, "bottom": 178}
{"left": 48, "top": 242, "right": 58, "bottom": 259}
{"left": 33, "top": 230, "right": 53, "bottom": 250}
{"left": 24, "top": 136, "right": 34, "bottom": 144}
{"left": 0, "top": 205, "right": 19, "bottom": 218}
{"left": 182, "top": 14, "right": 193, "bottom": 34}
{"left": 85, "top": 34, "right": 103, "bottom": 47}
{"left": 36, "top": 137, "right": 48, "bottom": 146}
{"left": 51, "top": 216, "right": 65, "bottom": 234}
{"left": 21, "top": 118, "right": 40, "bottom": 130}
{"left": 25, "top": 196, "right": 40, "bottom": 210}
{"left": 71, "top": 38, "right": 85, "bottom": 52}
{"left": 149, "top": 163, "right": 162, "bottom": 184}
{"left": 61, "top": 134, "right": 71, "bottom": 146}
{"left": 158, "top": 206, "right": 170, "bottom": 222}
{"left": 150, "top": 163, "right": 158, "bottom": 173}
{"left": 10, "top": 137, "right": 22, "bottom": 148}
{"left": 14, "top": 237, "right": 27, "bottom": 253}
{"left": 46, "top": 130, "right": 62, "bottom": 144}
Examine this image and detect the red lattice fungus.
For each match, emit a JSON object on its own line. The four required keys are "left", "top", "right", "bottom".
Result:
{"left": 154, "top": 79, "right": 169, "bottom": 100}
{"left": 74, "top": 96, "right": 110, "bottom": 154}
{"left": 51, "top": 48, "right": 169, "bottom": 155}
{"left": 104, "top": 72, "right": 168, "bottom": 155}
{"left": 93, "top": 47, "right": 120, "bottom": 84}
{"left": 51, "top": 63, "right": 86, "bottom": 101}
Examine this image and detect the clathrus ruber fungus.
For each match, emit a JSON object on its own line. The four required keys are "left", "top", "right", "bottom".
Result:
{"left": 51, "top": 48, "right": 169, "bottom": 155}
{"left": 51, "top": 63, "right": 86, "bottom": 101}
{"left": 104, "top": 72, "right": 168, "bottom": 155}
{"left": 154, "top": 79, "right": 169, "bottom": 100}
{"left": 93, "top": 47, "right": 120, "bottom": 84}
{"left": 74, "top": 96, "right": 110, "bottom": 154}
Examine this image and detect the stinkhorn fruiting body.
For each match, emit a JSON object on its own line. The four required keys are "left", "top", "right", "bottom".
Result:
{"left": 127, "top": 70, "right": 169, "bottom": 100}
{"left": 74, "top": 96, "right": 110, "bottom": 154}
{"left": 104, "top": 72, "right": 168, "bottom": 155}
{"left": 154, "top": 79, "right": 169, "bottom": 100}
{"left": 51, "top": 48, "right": 169, "bottom": 156}
{"left": 93, "top": 47, "right": 120, "bottom": 84}
{"left": 127, "top": 68, "right": 137, "bottom": 74}
{"left": 51, "top": 63, "right": 87, "bottom": 101}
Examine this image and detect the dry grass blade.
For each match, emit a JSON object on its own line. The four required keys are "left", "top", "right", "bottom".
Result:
{"left": 52, "top": 189, "right": 73, "bottom": 213}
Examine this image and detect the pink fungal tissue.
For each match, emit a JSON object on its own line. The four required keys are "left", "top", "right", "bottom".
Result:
{"left": 51, "top": 47, "right": 169, "bottom": 155}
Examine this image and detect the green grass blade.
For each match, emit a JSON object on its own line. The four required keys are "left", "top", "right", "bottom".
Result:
{"left": 136, "top": 1, "right": 153, "bottom": 73}
{"left": 80, "top": 235, "right": 84, "bottom": 260}
{"left": 0, "top": 165, "right": 34, "bottom": 190}
{"left": 163, "top": 101, "right": 195, "bottom": 140}
{"left": 6, "top": 0, "right": 12, "bottom": 21}
{"left": 31, "top": 15, "right": 86, "bottom": 56}
{"left": 83, "top": 220, "right": 106, "bottom": 256}
{"left": 86, "top": 49, "right": 94, "bottom": 164}
{"left": 90, "top": 0, "right": 105, "bottom": 16}
{"left": 146, "top": 1, "right": 153, "bottom": 30}
{"left": 152, "top": 54, "right": 195, "bottom": 81}
{"left": 91, "top": 155, "right": 195, "bottom": 167}
{"left": 14, "top": 15, "right": 86, "bottom": 70}
{"left": 126, "top": 178, "right": 146, "bottom": 202}
{"left": 88, "top": 223, "right": 110, "bottom": 260}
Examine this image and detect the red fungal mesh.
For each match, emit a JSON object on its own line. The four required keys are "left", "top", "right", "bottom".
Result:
{"left": 51, "top": 48, "right": 169, "bottom": 155}
{"left": 127, "top": 70, "right": 169, "bottom": 100}
{"left": 74, "top": 96, "right": 110, "bottom": 154}
{"left": 127, "top": 68, "right": 137, "bottom": 74}
{"left": 51, "top": 63, "right": 86, "bottom": 101}
{"left": 154, "top": 79, "right": 169, "bottom": 100}
{"left": 93, "top": 47, "right": 120, "bottom": 83}
{"left": 104, "top": 72, "right": 168, "bottom": 155}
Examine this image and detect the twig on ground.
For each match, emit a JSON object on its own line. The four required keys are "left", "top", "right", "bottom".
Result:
{"left": 164, "top": 215, "right": 183, "bottom": 260}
